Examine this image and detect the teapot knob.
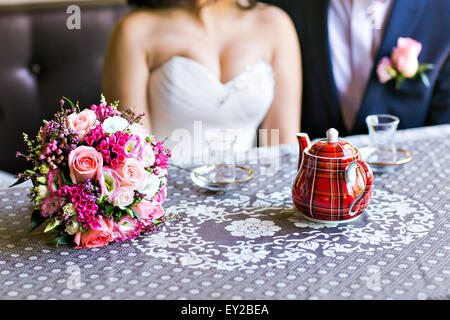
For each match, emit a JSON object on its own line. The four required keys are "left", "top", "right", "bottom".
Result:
{"left": 326, "top": 128, "right": 339, "bottom": 143}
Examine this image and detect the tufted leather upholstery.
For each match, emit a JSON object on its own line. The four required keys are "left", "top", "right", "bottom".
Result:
{"left": 0, "top": 2, "right": 129, "bottom": 173}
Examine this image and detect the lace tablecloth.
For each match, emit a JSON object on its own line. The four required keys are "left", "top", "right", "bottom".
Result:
{"left": 0, "top": 125, "right": 449, "bottom": 300}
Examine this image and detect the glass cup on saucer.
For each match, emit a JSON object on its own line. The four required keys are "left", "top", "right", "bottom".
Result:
{"left": 189, "top": 128, "right": 254, "bottom": 191}
{"left": 189, "top": 128, "right": 238, "bottom": 191}
{"left": 365, "top": 114, "right": 400, "bottom": 164}
{"left": 204, "top": 128, "right": 237, "bottom": 183}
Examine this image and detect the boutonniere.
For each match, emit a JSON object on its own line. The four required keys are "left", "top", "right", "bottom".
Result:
{"left": 376, "top": 37, "right": 434, "bottom": 90}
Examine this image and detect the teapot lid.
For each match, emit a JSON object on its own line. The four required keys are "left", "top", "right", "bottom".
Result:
{"left": 307, "top": 128, "right": 358, "bottom": 158}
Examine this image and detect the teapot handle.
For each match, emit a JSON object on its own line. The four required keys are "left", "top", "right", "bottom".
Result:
{"left": 346, "top": 160, "right": 373, "bottom": 217}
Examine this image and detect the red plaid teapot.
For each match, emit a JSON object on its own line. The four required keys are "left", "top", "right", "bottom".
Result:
{"left": 292, "top": 128, "right": 373, "bottom": 223}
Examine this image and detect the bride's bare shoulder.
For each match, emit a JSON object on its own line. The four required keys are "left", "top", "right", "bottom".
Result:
{"left": 251, "top": 3, "right": 295, "bottom": 32}
{"left": 109, "top": 8, "right": 171, "bottom": 47}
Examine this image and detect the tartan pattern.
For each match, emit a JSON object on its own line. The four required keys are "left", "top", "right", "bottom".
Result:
{"left": 293, "top": 150, "right": 373, "bottom": 222}
{"left": 307, "top": 139, "right": 359, "bottom": 158}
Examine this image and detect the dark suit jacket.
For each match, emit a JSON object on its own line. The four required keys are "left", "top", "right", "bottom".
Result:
{"left": 266, "top": 0, "right": 450, "bottom": 139}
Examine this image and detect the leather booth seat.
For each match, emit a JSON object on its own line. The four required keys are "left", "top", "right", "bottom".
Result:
{"left": 0, "top": 1, "right": 129, "bottom": 173}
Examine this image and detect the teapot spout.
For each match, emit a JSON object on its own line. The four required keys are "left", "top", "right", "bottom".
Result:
{"left": 296, "top": 133, "right": 311, "bottom": 170}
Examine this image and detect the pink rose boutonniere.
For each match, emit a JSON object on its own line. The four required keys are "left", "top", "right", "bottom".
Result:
{"left": 377, "top": 37, "right": 434, "bottom": 90}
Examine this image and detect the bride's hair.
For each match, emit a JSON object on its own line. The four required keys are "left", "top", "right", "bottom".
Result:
{"left": 127, "top": 0, "right": 258, "bottom": 10}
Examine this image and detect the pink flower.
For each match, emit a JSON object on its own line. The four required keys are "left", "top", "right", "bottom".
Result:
{"left": 41, "top": 193, "right": 65, "bottom": 217}
{"left": 113, "top": 187, "right": 135, "bottom": 209}
{"left": 377, "top": 57, "right": 395, "bottom": 84}
{"left": 74, "top": 217, "right": 114, "bottom": 248}
{"left": 124, "top": 134, "right": 143, "bottom": 160}
{"left": 153, "top": 183, "right": 167, "bottom": 204}
{"left": 114, "top": 158, "right": 147, "bottom": 189}
{"left": 112, "top": 216, "right": 141, "bottom": 242}
{"left": 68, "top": 146, "right": 104, "bottom": 186}
{"left": 391, "top": 37, "right": 422, "bottom": 78}
{"left": 67, "top": 109, "right": 97, "bottom": 141}
{"left": 47, "top": 169, "right": 64, "bottom": 193}
{"left": 132, "top": 200, "right": 165, "bottom": 226}
{"left": 102, "top": 168, "right": 121, "bottom": 201}
{"left": 90, "top": 103, "right": 120, "bottom": 122}
{"left": 58, "top": 184, "right": 99, "bottom": 230}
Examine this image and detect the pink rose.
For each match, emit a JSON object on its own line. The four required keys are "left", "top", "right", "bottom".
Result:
{"left": 114, "top": 158, "right": 147, "bottom": 189}
{"left": 68, "top": 109, "right": 97, "bottom": 141}
{"left": 132, "top": 200, "right": 165, "bottom": 226}
{"left": 391, "top": 37, "right": 422, "bottom": 78}
{"left": 68, "top": 146, "right": 104, "bottom": 185}
{"left": 74, "top": 217, "right": 113, "bottom": 248}
{"left": 377, "top": 57, "right": 395, "bottom": 84}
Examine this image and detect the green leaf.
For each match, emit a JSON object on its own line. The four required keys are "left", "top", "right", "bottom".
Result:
{"left": 153, "top": 219, "right": 162, "bottom": 226}
{"left": 44, "top": 220, "right": 60, "bottom": 233}
{"left": 100, "top": 93, "right": 108, "bottom": 106}
{"left": 418, "top": 63, "right": 434, "bottom": 73}
{"left": 395, "top": 75, "right": 405, "bottom": 90}
{"left": 36, "top": 176, "right": 47, "bottom": 184}
{"left": 47, "top": 234, "right": 72, "bottom": 246}
{"left": 9, "top": 177, "right": 27, "bottom": 188}
{"left": 62, "top": 96, "right": 75, "bottom": 110}
{"left": 28, "top": 210, "right": 46, "bottom": 234}
{"left": 131, "top": 208, "right": 141, "bottom": 221}
{"left": 420, "top": 72, "right": 431, "bottom": 88}
{"left": 104, "top": 204, "right": 114, "bottom": 215}
{"left": 60, "top": 170, "right": 73, "bottom": 186}
{"left": 387, "top": 66, "right": 398, "bottom": 77}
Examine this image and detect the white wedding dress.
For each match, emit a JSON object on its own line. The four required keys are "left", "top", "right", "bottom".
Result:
{"left": 148, "top": 56, "right": 275, "bottom": 162}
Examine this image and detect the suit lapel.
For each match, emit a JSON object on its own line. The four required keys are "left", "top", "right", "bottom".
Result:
{"left": 353, "top": 0, "right": 427, "bottom": 133}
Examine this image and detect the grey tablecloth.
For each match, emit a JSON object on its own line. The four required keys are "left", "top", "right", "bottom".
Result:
{"left": 0, "top": 125, "right": 449, "bottom": 300}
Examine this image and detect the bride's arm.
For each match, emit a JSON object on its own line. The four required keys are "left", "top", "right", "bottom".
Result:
{"left": 260, "top": 7, "right": 302, "bottom": 146}
{"left": 102, "top": 14, "right": 153, "bottom": 130}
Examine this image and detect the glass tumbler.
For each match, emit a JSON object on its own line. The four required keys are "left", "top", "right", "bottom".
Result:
{"left": 365, "top": 114, "right": 400, "bottom": 163}
{"left": 204, "top": 128, "right": 237, "bottom": 183}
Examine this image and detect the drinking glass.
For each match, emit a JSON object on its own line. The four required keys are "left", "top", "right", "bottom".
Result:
{"left": 204, "top": 128, "right": 237, "bottom": 183}
{"left": 365, "top": 114, "right": 400, "bottom": 163}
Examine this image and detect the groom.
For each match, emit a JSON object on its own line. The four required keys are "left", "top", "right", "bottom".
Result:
{"left": 267, "top": 0, "right": 450, "bottom": 138}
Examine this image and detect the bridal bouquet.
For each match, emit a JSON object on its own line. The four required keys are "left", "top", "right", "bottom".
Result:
{"left": 12, "top": 95, "right": 172, "bottom": 248}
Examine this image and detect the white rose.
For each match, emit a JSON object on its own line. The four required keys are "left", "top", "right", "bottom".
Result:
{"left": 65, "top": 220, "right": 79, "bottom": 235}
{"left": 113, "top": 187, "right": 135, "bottom": 209}
{"left": 141, "top": 144, "right": 156, "bottom": 168}
{"left": 138, "top": 173, "right": 161, "bottom": 198}
{"left": 102, "top": 116, "right": 129, "bottom": 134}
{"left": 129, "top": 123, "right": 150, "bottom": 141}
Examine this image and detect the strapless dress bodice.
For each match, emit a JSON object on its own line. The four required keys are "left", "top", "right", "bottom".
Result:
{"left": 148, "top": 56, "right": 275, "bottom": 163}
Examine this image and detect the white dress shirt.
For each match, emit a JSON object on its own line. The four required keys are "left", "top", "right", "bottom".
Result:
{"left": 328, "top": 0, "right": 393, "bottom": 131}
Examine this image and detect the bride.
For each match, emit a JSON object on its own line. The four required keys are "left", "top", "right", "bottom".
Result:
{"left": 103, "top": 0, "right": 301, "bottom": 161}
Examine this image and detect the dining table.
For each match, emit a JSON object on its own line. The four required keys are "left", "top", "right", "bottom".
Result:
{"left": 0, "top": 124, "right": 449, "bottom": 300}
